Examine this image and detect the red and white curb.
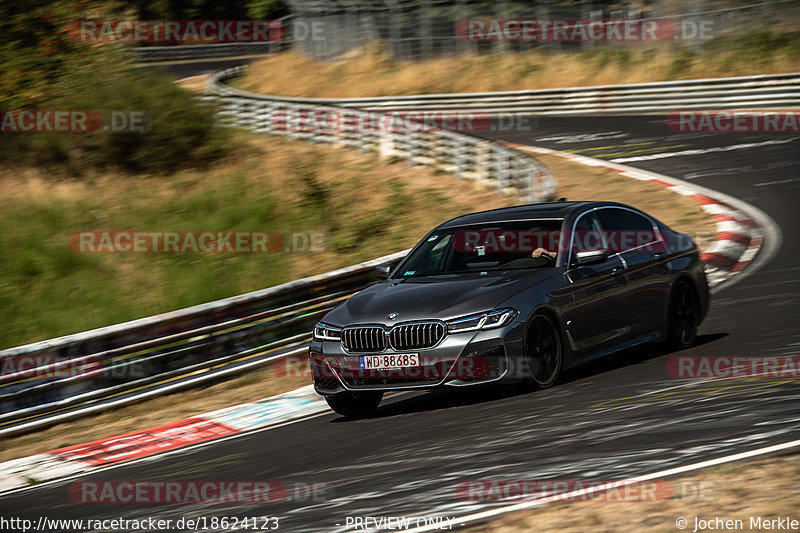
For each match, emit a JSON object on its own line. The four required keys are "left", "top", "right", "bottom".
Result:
{"left": 505, "top": 143, "right": 769, "bottom": 288}
{"left": 0, "top": 385, "right": 327, "bottom": 494}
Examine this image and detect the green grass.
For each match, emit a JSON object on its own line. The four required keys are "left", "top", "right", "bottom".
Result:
{"left": 0, "top": 168, "right": 290, "bottom": 348}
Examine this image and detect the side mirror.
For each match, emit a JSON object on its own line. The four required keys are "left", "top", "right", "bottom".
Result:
{"left": 375, "top": 263, "right": 394, "bottom": 280}
{"left": 575, "top": 249, "right": 608, "bottom": 265}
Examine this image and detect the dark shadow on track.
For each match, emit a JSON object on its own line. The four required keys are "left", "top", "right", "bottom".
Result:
{"left": 328, "top": 385, "right": 519, "bottom": 421}
{"left": 559, "top": 332, "right": 728, "bottom": 385}
{"left": 328, "top": 332, "right": 728, "bottom": 421}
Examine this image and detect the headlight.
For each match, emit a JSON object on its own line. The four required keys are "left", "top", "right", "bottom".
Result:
{"left": 313, "top": 322, "right": 342, "bottom": 341}
{"left": 447, "top": 308, "right": 518, "bottom": 333}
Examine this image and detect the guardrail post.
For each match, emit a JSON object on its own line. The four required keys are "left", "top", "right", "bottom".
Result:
{"left": 379, "top": 130, "right": 397, "bottom": 160}
{"left": 358, "top": 126, "right": 374, "bottom": 154}
{"left": 474, "top": 141, "right": 492, "bottom": 187}
{"left": 453, "top": 136, "right": 467, "bottom": 179}
{"left": 494, "top": 146, "right": 512, "bottom": 197}
{"left": 286, "top": 105, "right": 301, "bottom": 141}
{"left": 254, "top": 101, "right": 273, "bottom": 133}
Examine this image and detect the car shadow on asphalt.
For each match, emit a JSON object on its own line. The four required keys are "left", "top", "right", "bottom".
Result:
{"left": 330, "top": 385, "right": 522, "bottom": 421}
{"left": 559, "top": 332, "right": 728, "bottom": 385}
{"left": 329, "top": 332, "right": 728, "bottom": 421}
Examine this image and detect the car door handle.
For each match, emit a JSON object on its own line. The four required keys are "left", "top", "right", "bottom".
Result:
{"left": 611, "top": 266, "right": 624, "bottom": 276}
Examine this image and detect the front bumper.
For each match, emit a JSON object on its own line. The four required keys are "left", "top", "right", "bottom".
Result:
{"left": 309, "top": 321, "right": 524, "bottom": 394}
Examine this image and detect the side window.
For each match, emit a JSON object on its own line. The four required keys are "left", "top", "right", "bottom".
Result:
{"left": 627, "top": 211, "right": 658, "bottom": 248}
{"left": 596, "top": 209, "right": 631, "bottom": 231}
{"left": 597, "top": 208, "right": 657, "bottom": 253}
{"left": 570, "top": 212, "right": 605, "bottom": 257}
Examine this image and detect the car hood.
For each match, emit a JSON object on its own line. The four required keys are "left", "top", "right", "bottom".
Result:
{"left": 323, "top": 269, "right": 556, "bottom": 326}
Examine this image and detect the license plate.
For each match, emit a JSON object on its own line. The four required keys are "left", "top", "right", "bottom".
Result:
{"left": 360, "top": 353, "right": 420, "bottom": 370}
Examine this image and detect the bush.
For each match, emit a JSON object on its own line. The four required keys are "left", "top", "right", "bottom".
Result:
{"left": 59, "top": 62, "right": 230, "bottom": 174}
{"left": 0, "top": 1, "right": 230, "bottom": 176}
{"left": 3, "top": 65, "right": 231, "bottom": 175}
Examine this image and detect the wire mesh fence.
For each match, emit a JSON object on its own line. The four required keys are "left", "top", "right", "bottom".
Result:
{"left": 284, "top": 0, "right": 800, "bottom": 61}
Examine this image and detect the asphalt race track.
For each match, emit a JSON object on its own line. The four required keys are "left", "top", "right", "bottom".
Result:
{"left": 3, "top": 95, "right": 798, "bottom": 530}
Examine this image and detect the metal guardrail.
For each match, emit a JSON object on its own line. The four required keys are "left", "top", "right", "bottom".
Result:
{"left": 132, "top": 42, "right": 292, "bottom": 62}
{"left": 0, "top": 251, "right": 407, "bottom": 437}
{"left": 126, "top": 1, "right": 800, "bottom": 62}
{"left": 204, "top": 66, "right": 557, "bottom": 203}
{"left": 208, "top": 70, "right": 800, "bottom": 115}
{"left": 130, "top": 14, "right": 296, "bottom": 62}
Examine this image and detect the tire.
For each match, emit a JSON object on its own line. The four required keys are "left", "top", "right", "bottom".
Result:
{"left": 667, "top": 279, "right": 700, "bottom": 350}
{"left": 521, "top": 313, "right": 563, "bottom": 390}
{"left": 325, "top": 391, "right": 383, "bottom": 418}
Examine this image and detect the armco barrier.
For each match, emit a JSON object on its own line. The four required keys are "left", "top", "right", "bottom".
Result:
{"left": 203, "top": 66, "right": 558, "bottom": 203}
{"left": 0, "top": 251, "right": 407, "bottom": 437}
{"left": 131, "top": 42, "right": 291, "bottom": 62}
{"left": 208, "top": 70, "right": 800, "bottom": 115}
{"left": 129, "top": 14, "right": 295, "bottom": 62}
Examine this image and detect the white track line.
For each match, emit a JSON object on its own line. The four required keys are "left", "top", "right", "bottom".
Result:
{"left": 403, "top": 438, "right": 800, "bottom": 532}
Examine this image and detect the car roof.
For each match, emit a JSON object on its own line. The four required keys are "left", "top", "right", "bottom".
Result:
{"left": 438, "top": 201, "right": 627, "bottom": 228}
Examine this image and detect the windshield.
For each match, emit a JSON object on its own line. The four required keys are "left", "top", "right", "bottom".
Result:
{"left": 395, "top": 219, "right": 564, "bottom": 278}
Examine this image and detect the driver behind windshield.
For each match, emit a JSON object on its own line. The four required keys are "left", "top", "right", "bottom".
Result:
{"left": 397, "top": 220, "right": 563, "bottom": 278}
{"left": 531, "top": 247, "right": 556, "bottom": 259}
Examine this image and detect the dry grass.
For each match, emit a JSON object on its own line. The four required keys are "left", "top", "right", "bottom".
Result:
{"left": 235, "top": 46, "right": 800, "bottom": 98}
{"left": 175, "top": 74, "right": 208, "bottom": 93}
{"left": 467, "top": 452, "right": 800, "bottom": 533}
